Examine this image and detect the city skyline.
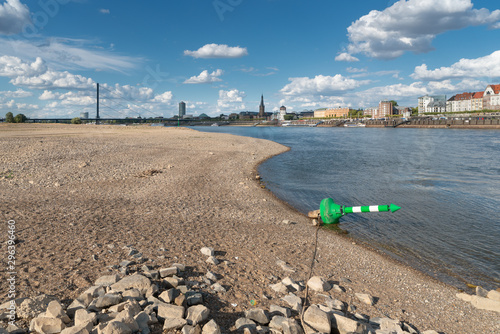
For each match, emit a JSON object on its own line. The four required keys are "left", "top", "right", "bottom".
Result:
{"left": 0, "top": 0, "right": 500, "bottom": 118}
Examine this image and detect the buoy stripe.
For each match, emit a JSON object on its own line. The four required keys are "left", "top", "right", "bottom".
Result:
{"left": 346, "top": 205, "right": 390, "bottom": 213}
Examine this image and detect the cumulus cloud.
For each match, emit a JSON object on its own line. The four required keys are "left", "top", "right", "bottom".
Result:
{"left": 99, "top": 9, "right": 110, "bottom": 14}
{"left": 0, "top": 88, "right": 32, "bottom": 98}
{"left": 184, "top": 69, "right": 224, "bottom": 84}
{"left": 217, "top": 89, "right": 246, "bottom": 113}
{"left": 335, "top": 52, "right": 359, "bottom": 62}
{"left": 184, "top": 44, "right": 248, "bottom": 59}
{"left": 345, "top": 0, "right": 500, "bottom": 59}
{"left": 280, "top": 74, "right": 369, "bottom": 96}
{"left": 411, "top": 50, "right": 500, "bottom": 80}
{"left": 0, "top": 0, "right": 31, "bottom": 35}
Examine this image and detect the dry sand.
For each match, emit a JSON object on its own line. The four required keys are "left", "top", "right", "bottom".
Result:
{"left": 0, "top": 124, "right": 498, "bottom": 333}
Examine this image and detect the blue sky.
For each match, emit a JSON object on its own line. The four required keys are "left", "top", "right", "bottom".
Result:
{"left": 0, "top": 0, "right": 499, "bottom": 118}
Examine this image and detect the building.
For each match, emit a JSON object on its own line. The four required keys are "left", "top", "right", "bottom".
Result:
{"left": 471, "top": 91, "right": 484, "bottom": 111}
{"left": 378, "top": 101, "right": 394, "bottom": 118}
{"left": 239, "top": 111, "right": 258, "bottom": 120}
{"left": 278, "top": 106, "right": 286, "bottom": 121}
{"left": 447, "top": 92, "right": 473, "bottom": 112}
{"left": 80, "top": 112, "right": 89, "bottom": 119}
{"left": 314, "top": 107, "right": 349, "bottom": 118}
{"left": 418, "top": 95, "right": 446, "bottom": 114}
{"left": 179, "top": 101, "right": 186, "bottom": 117}
{"left": 258, "top": 95, "right": 265, "bottom": 118}
{"left": 395, "top": 106, "right": 412, "bottom": 118}
{"left": 483, "top": 84, "right": 500, "bottom": 110}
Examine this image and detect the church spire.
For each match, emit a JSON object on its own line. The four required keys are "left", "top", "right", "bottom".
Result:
{"left": 259, "top": 94, "right": 265, "bottom": 117}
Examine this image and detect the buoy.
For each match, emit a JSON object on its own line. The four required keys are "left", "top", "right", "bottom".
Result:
{"left": 308, "top": 198, "right": 401, "bottom": 225}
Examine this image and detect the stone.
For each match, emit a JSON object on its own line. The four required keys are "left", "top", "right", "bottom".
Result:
{"left": 114, "top": 308, "right": 139, "bottom": 332}
{"left": 276, "top": 260, "right": 295, "bottom": 273}
{"left": 95, "top": 293, "right": 122, "bottom": 308}
{"left": 379, "top": 318, "right": 402, "bottom": 332}
{"left": 200, "top": 247, "right": 214, "bottom": 256}
{"left": 487, "top": 289, "right": 500, "bottom": 302}
{"left": 175, "top": 294, "right": 187, "bottom": 308}
{"left": 186, "top": 305, "right": 210, "bottom": 325}
{"left": 302, "top": 305, "right": 330, "bottom": 334}
{"left": 122, "top": 289, "right": 143, "bottom": 301}
{"left": 108, "top": 302, "right": 128, "bottom": 313}
{"left": 235, "top": 318, "right": 256, "bottom": 332}
{"left": 110, "top": 274, "right": 151, "bottom": 295}
{"left": 456, "top": 293, "right": 473, "bottom": 302}
{"left": 145, "top": 283, "right": 159, "bottom": 298}
{"left": 332, "top": 284, "right": 345, "bottom": 293}
{"left": 206, "top": 271, "right": 218, "bottom": 282}
{"left": 282, "top": 318, "right": 304, "bottom": 334}
{"left": 470, "top": 295, "right": 500, "bottom": 312}
{"left": 45, "top": 300, "right": 70, "bottom": 323}
{"left": 83, "top": 286, "right": 106, "bottom": 298}
{"left": 269, "top": 305, "right": 291, "bottom": 318}
{"left": 30, "top": 317, "right": 66, "bottom": 334}
{"left": 119, "top": 261, "right": 134, "bottom": 268}
{"left": 163, "top": 318, "right": 187, "bottom": 331}
{"left": 206, "top": 256, "right": 219, "bottom": 265}
{"left": 421, "top": 331, "right": 439, "bottom": 334}
{"left": 134, "top": 311, "right": 151, "bottom": 334}
{"left": 245, "top": 308, "right": 269, "bottom": 325}
{"left": 269, "top": 316, "right": 287, "bottom": 331}
{"left": 95, "top": 275, "right": 120, "bottom": 287}
{"left": 282, "top": 277, "right": 302, "bottom": 292}
{"left": 476, "top": 286, "right": 488, "bottom": 298}
{"left": 331, "top": 313, "right": 366, "bottom": 334}
{"left": 355, "top": 293, "right": 375, "bottom": 306}
{"left": 202, "top": 320, "right": 221, "bottom": 334}
{"left": 172, "top": 263, "right": 186, "bottom": 272}
{"left": 18, "top": 295, "right": 59, "bottom": 319}
{"left": 307, "top": 276, "right": 331, "bottom": 292}
{"left": 101, "top": 321, "right": 132, "bottom": 334}
{"left": 282, "top": 293, "right": 302, "bottom": 312}
{"left": 159, "top": 289, "right": 177, "bottom": 304}
{"left": 325, "top": 298, "right": 345, "bottom": 311}
{"left": 182, "top": 325, "right": 201, "bottom": 334}
{"left": 159, "top": 267, "right": 179, "bottom": 277}
{"left": 163, "top": 277, "right": 182, "bottom": 289}
{"left": 157, "top": 303, "right": 185, "bottom": 320}
{"left": 186, "top": 292, "right": 204, "bottom": 306}
{"left": 74, "top": 309, "right": 97, "bottom": 328}
{"left": 211, "top": 283, "right": 226, "bottom": 293}
{"left": 270, "top": 282, "right": 288, "bottom": 294}
{"left": 60, "top": 325, "right": 90, "bottom": 334}
{"left": 66, "top": 299, "right": 86, "bottom": 317}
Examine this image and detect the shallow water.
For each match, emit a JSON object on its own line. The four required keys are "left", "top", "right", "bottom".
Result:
{"left": 196, "top": 126, "right": 500, "bottom": 290}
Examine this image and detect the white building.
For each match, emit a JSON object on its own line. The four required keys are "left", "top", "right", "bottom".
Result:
{"left": 418, "top": 95, "right": 446, "bottom": 114}
{"left": 278, "top": 106, "right": 287, "bottom": 121}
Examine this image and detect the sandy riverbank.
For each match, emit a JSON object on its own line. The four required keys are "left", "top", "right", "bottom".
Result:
{"left": 0, "top": 124, "right": 498, "bottom": 333}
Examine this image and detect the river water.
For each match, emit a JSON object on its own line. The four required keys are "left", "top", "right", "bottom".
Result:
{"left": 196, "top": 126, "right": 500, "bottom": 290}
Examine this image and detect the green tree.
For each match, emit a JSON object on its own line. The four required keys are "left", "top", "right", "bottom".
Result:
{"left": 5, "top": 112, "right": 14, "bottom": 123}
{"left": 283, "top": 114, "right": 294, "bottom": 120}
{"left": 71, "top": 117, "right": 82, "bottom": 124}
{"left": 14, "top": 113, "right": 27, "bottom": 123}
{"left": 411, "top": 107, "right": 418, "bottom": 116}
{"left": 389, "top": 100, "right": 398, "bottom": 106}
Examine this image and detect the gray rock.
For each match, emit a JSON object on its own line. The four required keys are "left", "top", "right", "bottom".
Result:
{"left": 108, "top": 302, "right": 128, "bottom": 313}
{"left": 202, "top": 320, "right": 221, "bottom": 334}
{"left": 134, "top": 311, "right": 151, "bottom": 334}
{"left": 282, "top": 318, "right": 304, "bottom": 334}
{"left": 487, "top": 289, "right": 500, "bottom": 301}
{"left": 235, "top": 318, "right": 256, "bottom": 332}
{"left": 163, "top": 277, "right": 182, "bottom": 289}
{"left": 29, "top": 317, "right": 66, "bottom": 334}
{"left": 270, "top": 282, "right": 288, "bottom": 294}
{"left": 122, "top": 289, "right": 143, "bottom": 301}
{"left": 182, "top": 325, "right": 201, "bottom": 334}
{"left": 186, "top": 305, "right": 210, "bottom": 325}
{"left": 159, "top": 267, "right": 179, "bottom": 277}
{"left": 172, "top": 263, "right": 186, "bottom": 272}
{"left": 60, "top": 325, "right": 90, "bottom": 334}
{"left": 245, "top": 308, "right": 269, "bottom": 325}
{"left": 101, "top": 321, "right": 132, "bottom": 334}
{"left": 421, "top": 331, "right": 440, "bottom": 334}
{"left": 145, "top": 283, "right": 159, "bottom": 298}
{"left": 302, "top": 305, "right": 330, "bottom": 334}
{"left": 95, "top": 275, "right": 120, "bottom": 287}
{"left": 282, "top": 293, "right": 302, "bottom": 312}
{"left": 306, "top": 276, "right": 331, "bottom": 292}
{"left": 186, "top": 292, "right": 204, "bottom": 306}
{"left": 325, "top": 298, "right": 345, "bottom": 311}
{"left": 157, "top": 303, "right": 185, "bottom": 320}
{"left": 45, "top": 300, "right": 70, "bottom": 323}
{"left": 269, "top": 316, "right": 287, "bottom": 331}
{"left": 470, "top": 295, "right": 500, "bottom": 312}
{"left": 95, "top": 293, "right": 122, "bottom": 308}
{"left": 110, "top": 274, "right": 151, "bottom": 295}
{"left": 206, "top": 271, "right": 217, "bottom": 282}
{"left": 74, "top": 309, "right": 97, "bottom": 328}
{"left": 18, "top": 295, "right": 59, "bottom": 319}
{"left": 355, "top": 293, "right": 375, "bottom": 306}
{"left": 200, "top": 247, "right": 214, "bottom": 256}
{"left": 114, "top": 308, "right": 139, "bottom": 332}
{"left": 211, "top": 283, "right": 226, "bottom": 293}
{"left": 163, "top": 318, "right": 187, "bottom": 331}
{"left": 66, "top": 299, "right": 86, "bottom": 317}
{"left": 332, "top": 284, "right": 345, "bottom": 293}
{"left": 206, "top": 256, "right": 219, "bottom": 265}
{"left": 476, "top": 286, "right": 488, "bottom": 298}
{"left": 269, "top": 305, "right": 291, "bottom": 318}
{"left": 331, "top": 313, "right": 366, "bottom": 334}
{"left": 83, "top": 286, "right": 106, "bottom": 299}
{"left": 276, "top": 260, "right": 295, "bottom": 273}
{"left": 159, "top": 289, "right": 178, "bottom": 304}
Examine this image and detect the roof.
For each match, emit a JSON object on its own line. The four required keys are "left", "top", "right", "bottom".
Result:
{"left": 487, "top": 84, "right": 500, "bottom": 94}
{"left": 455, "top": 92, "right": 473, "bottom": 100}
{"left": 472, "top": 91, "right": 484, "bottom": 99}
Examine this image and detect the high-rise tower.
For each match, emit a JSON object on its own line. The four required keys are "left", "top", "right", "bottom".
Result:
{"left": 179, "top": 101, "right": 186, "bottom": 117}
{"left": 258, "top": 95, "right": 265, "bottom": 118}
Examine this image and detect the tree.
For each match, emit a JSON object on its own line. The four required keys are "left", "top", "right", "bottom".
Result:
{"left": 389, "top": 100, "right": 398, "bottom": 106}
{"left": 5, "top": 112, "right": 14, "bottom": 123}
{"left": 284, "top": 114, "right": 295, "bottom": 120}
{"left": 14, "top": 113, "right": 27, "bottom": 123}
{"left": 71, "top": 117, "right": 82, "bottom": 124}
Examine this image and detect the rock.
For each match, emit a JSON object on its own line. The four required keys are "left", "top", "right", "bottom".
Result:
{"left": 269, "top": 316, "right": 287, "bottom": 331}
{"left": 202, "top": 320, "right": 221, "bottom": 334}
{"left": 421, "top": 331, "right": 439, "bottom": 334}
{"left": 186, "top": 292, "right": 204, "bottom": 306}
{"left": 276, "top": 260, "right": 295, "bottom": 273}
{"left": 206, "top": 256, "right": 219, "bottom": 265}
{"left": 114, "top": 308, "right": 140, "bottom": 332}
{"left": 476, "top": 286, "right": 488, "bottom": 298}
{"left": 119, "top": 261, "right": 134, "bottom": 268}
{"left": 95, "top": 293, "right": 122, "bottom": 308}
{"left": 457, "top": 293, "right": 473, "bottom": 302}
{"left": 157, "top": 303, "right": 185, "bottom": 320}
{"left": 270, "top": 282, "right": 288, "bottom": 294}
{"left": 122, "top": 289, "right": 143, "bottom": 301}
{"left": 66, "top": 299, "right": 86, "bottom": 317}
{"left": 163, "top": 277, "right": 182, "bottom": 289}
{"left": 110, "top": 274, "right": 151, "bottom": 295}
{"left": 134, "top": 311, "right": 151, "bottom": 334}
{"left": 269, "top": 305, "right": 291, "bottom": 318}
{"left": 282, "top": 277, "right": 302, "bottom": 292}
{"left": 206, "top": 271, "right": 218, "bottom": 282}
{"left": 95, "top": 275, "right": 120, "bottom": 287}
{"left": 378, "top": 318, "right": 402, "bottom": 332}
{"left": 83, "top": 286, "right": 106, "bottom": 298}
{"left": 325, "top": 298, "right": 345, "bottom": 311}
{"left": 245, "top": 308, "right": 269, "bottom": 325}
{"left": 282, "top": 318, "right": 304, "bottom": 334}
{"left": 302, "top": 305, "right": 330, "bottom": 334}
{"left": 18, "top": 295, "right": 59, "bottom": 319}
{"left": 331, "top": 313, "right": 366, "bottom": 334}
{"left": 29, "top": 317, "right": 66, "bottom": 334}
{"left": 186, "top": 305, "right": 210, "bottom": 325}
{"left": 163, "top": 318, "right": 187, "bottom": 331}
{"left": 235, "top": 318, "right": 256, "bottom": 332}
{"left": 211, "top": 283, "right": 226, "bottom": 293}
{"left": 60, "top": 325, "right": 90, "bottom": 334}
{"left": 307, "top": 276, "right": 331, "bottom": 292}
{"left": 182, "top": 325, "right": 201, "bottom": 334}
{"left": 172, "top": 263, "right": 186, "bottom": 272}
{"left": 74, "top": 309, "right": 97, "bottom": 328}
{"left": 159, "top": 289, "right": 177, "bottom": 304}
{"left": 145, "top": 283, "right": 159, "bottom": 298}
{"left": 159, "top": 267, "right": 179, "bottom": 277}
{"left": 355, "top": 293, "right": 375, "bottom": 306}
{"left": 200, "top": 247, "right": 214, "bottom": 256}
{"left": 487, "top": 289, "right": 500, "bottom": 302}
{"left": 175, "top": 294, "right": 187, "bottom": 308}
{"left": 470, "top": 295, "right": 500, "bottom": 312}
{"left": 282, "top": 293, "right": 302, "bottom": 312}
{"left": 101, "top": 321, "right": 132, "bottom": 334}
{"left": 45, "top": 301, "right": 70, "bottom": 323}
{"left": 332, "top": 284, "right": 345, "bottom": 293}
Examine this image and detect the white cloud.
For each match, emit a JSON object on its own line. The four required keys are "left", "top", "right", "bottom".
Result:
{"left": 0, "top": 88, "right": 32, "bottom": 98}
{"left": 280, "top": 74, "right": 370, "bottom": 96}
{"left": 411, "top": 50, "right": 500, "bottom": 80}
{"left": 346, "top": 67, "right": 367, "bottom": 73}
{"left": 184, "top": 69, "right": 224, "bottom": 84}
{"left": 217, "top": 89, "right": 246, "bottom": 113}
{"left": 345, "top": 0, "right": 500, "bottom": 59}
{"left": 184, "top": 44, "right": 248, "bottom": 59}
{"left": 99, "top": 9, "right": 110, "bottom": 14}
{"left": 0, "top": 0, "right": 31, "bottom": 35}
{"left": 335, "top": 52, "right": 359, "bottom": 62}
{"left": 152, "top": 91, "right": 173, "bottom": 103}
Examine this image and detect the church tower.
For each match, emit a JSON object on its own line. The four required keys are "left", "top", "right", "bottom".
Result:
{"left": 258, "top": 94, "right": 265, "bottom": 118}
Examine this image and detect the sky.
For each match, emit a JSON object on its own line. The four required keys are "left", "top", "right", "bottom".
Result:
{"left": 0, "top": 0, "right": 500, "bottom": 118}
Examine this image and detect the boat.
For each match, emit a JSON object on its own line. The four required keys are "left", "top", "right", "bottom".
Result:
{"left": 211, "top": 123, "right": 219, "bottom": 127}
{"left": 344, "top": 122, "right": 366, "bottom": 127}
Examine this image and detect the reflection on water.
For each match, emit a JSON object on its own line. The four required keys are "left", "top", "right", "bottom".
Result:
{"left": 196, "top": 126, "right": 500, "bottom": 290}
